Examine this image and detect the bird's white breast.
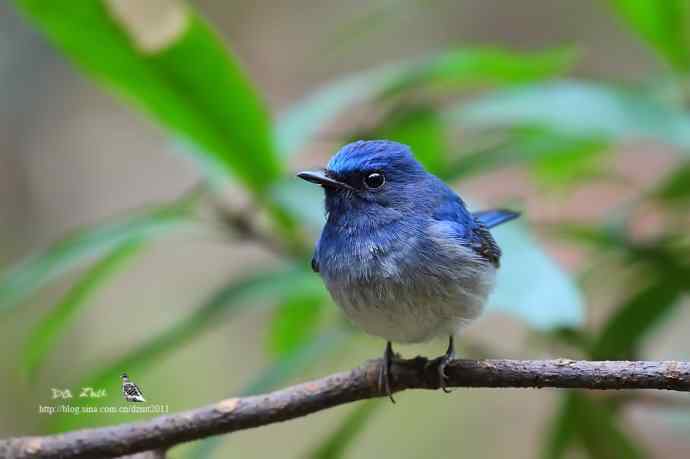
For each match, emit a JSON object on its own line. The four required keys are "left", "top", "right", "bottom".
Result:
{"left": 321, "top": 223, "right": 496, "bottom": 343}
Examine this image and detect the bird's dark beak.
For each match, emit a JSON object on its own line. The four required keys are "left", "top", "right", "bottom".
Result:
{"left": 297, "top": 169, "right": 354, "bottom": 190}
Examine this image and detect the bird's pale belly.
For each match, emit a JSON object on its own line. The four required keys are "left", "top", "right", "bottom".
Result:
{"left": 324, "top": 266, "right": 496, "bottom": 343}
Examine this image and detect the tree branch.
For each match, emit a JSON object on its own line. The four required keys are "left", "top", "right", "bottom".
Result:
{"left": 2, "top": 358, "right": 688, "bottom": 459}
{"left": 118, "top": 449, "right": 167, "bottom": 459}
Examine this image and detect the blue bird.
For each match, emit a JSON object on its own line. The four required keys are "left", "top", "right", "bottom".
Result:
{"left": 298, "top": 140, "right": 519, "bottom": 400}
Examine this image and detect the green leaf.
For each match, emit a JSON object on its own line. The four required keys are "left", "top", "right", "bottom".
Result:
{"left": 276, "top": 47, "right": 576, "bottom": 156}
{"left": 15, "top": 0, "right": 280, "bottom": 191}
{"left": 247, "top": 328, "right": 349, "bottom": 396}
{"left": 548, "top": 222, "right": 630, "bottom": 252}
{"left": 571, "top": 392, "right": 646, "bottom": 459}
{"left": 382, "top": 47, "right": 578, "bottom": 96}
{"left": 544, "top": 392, "right": 646, "bottom": 459}
{"left": 553, "top": 225, "right": 688, "bottom": 359}
{"left": 267, "top": 291, "right": 327, "bottom": 357}
{"left": 276, "top": 63, "right": 404, "bottom": 156}
{"left": 549, "top": 327, "right": 595, "bottom": 352}
{"left": 191, "top": 328, "right": 351, "bottom": 459}
{"left": 23, "top": 240, "right": 143, "bottom": 379}
{"left": 652, "top": 160, "right": 690, "bottom": 207}
{"left": 592, "top": 277, "right": 684, "bottom": 360}
{"left": 607, "top": 0, "right": 690, "bottom": 73}
{"left": 529, "top": 137, "right": 610, "bottom": 189}
{"left": 444, "top": 128, "right": 609, "bottom": 184}
{"left": 355, "top": 105, "right": 448, "bottom": 174}
{"left": 82, "top": 266, "right": 322, "bottom": 390}
{"left": 441, "top": 133, "right": 528, "bottom": 181}
{"left": 489, "top": 222, "right": 585, "bottom": 329}
{"left": 310, "top": 400, "right": 382, "bottom": 459}
{"left": 541, "top": 394, "right": 579, "bottom": 459}
{"left": 0, "top": 204, "right": 192, "bottom": 314}
{"left": 405, "top": 117, "right": 610, "bottom": 189}
{"left": 456, "top": 80, "right": 690, "bottom": 150}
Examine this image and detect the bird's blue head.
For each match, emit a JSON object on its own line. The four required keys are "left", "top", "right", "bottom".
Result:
{"left": 298, "top": 140, "right": 431, "bottom": 227}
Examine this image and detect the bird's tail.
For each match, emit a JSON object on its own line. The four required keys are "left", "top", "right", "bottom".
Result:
{"left": 472, "top": 209, "right": 520, "bottom": 229}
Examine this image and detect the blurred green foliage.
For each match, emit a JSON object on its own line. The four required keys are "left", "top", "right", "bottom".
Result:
{"left": 22, "top": 240, "right": 143, "bottom": 379}
{"left": 607, "top": 0, "right": 690, "bottom": 73}
{"left": 15, "top": 0, "right": 281, "bottom": 192}
{"left": 2, "top": 1, "right": 690, "bottom": 458}
{"left": 0, "top": 194, "right": 200, "bottom": 313}
{"left": 268, "top": 291, "right": 328, "bottom": 357}
{"left": 309, "top": 400, "right": 383, "bottom": 459}
{"left": 544, "top": 392, "right": 645, "bottom": 459}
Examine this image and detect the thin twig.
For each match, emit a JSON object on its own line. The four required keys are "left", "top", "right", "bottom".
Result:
{"left": 190, "top": 182, "right": 294, "bottom": 257}
{"left": 1, "top": 358, "right": 688, "bottom": 459}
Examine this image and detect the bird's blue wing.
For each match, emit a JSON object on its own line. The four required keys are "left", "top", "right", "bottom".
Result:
{"left": 472, "top": 209, "right": 520, "bottom": 229}
{"left": 431, "top": 192, "right": 503, "bottom": 266}
{"left": 431, "top": 192, "right": 475, "bottom": 234}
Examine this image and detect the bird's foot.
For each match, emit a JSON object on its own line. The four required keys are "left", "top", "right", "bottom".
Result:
{"left": 434, "top": 336, "right": 456, "bottom": 393}
{"left": 378, "top": 341, "right": 397, "bottom": 403}
{"left": 437, "top": 350, "right": 455, "bottom": 393}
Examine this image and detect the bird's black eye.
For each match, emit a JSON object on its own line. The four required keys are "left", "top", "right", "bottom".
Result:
{"left": 364, "top": 172, "right": 385, "bottom": 189}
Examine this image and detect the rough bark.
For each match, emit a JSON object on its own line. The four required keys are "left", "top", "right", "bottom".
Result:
{"left": 1, "top": 358, "right": 688, "bottom": 459}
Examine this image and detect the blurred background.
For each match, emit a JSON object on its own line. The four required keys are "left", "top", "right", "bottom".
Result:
{"left": 1, "top": 0, "right": 689, "bottom": 458}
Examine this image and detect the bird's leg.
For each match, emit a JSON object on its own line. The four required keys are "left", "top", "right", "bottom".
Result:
{"left": 438, "top": 335, "right": 456, "bottom": 393}
{"left": 378, "top": 341, "right": 396, "bottom": 403}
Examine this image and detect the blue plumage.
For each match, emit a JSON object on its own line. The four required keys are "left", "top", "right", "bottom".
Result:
{"left": 297, "top": 140, "right": 519, "bottom": 399}
{"left": 472, "top": 209, "right": 521, "bottom": 229}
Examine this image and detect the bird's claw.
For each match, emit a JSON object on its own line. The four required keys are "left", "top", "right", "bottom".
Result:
{"left": 379, "top": 341, "right": 396, "bottom": 403}
{"left": 437, "top": 353, "right": 454, "bottom": 393}
{"left": 436, "top": 336, "right": 456, "bottom": 393}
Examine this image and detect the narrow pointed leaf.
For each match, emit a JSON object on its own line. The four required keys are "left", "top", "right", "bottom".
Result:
{"left": 0, "top": 205, "right": 192, "bottom": 313}
{"left": 191, "top": 328, "right": 350, "bottom": 459}
{"left": 268, "top": 291, "right": 328, "bottom": 357}
{"left": 276, "top": 63, "right": 403, "bottom": 156}
{"left": 82, "top": 266, "right": 322, "bottom": 390}
{"left": 544, "top": 392, "right": 646, "bottom": 459}
{"left": 382, "top": 47, "right": 577, "bottom": 96}
{"left": 548, "top": 223, "right": 630, "bottom": 252}
{"left": 607, "top": 0, "right": 690, "bottom": 73}
{"left": 653, "top": 160, "right": 690, "bottom": 207}
{"left": 554, "top": 225, "right": 688, "bottom": 359}
{"left": 247, "top": 329, "right": 349, "bottom": 396}
{"left": 444, "top": 128, "right": 609, "bottom": 184}
{"left": 541, "top": 394, "right": 580, "bottom": 459}
{"left": 50, "top": 265, "right": 324, "bottom": 433}
{"left": 356, "top": 105, "right": 448, "bottom": 175}
{"left": 277, "top": 47, "right": 576, "bottom": 156}
{"left": 572, "top": 393, "right": 646, "bottom": 459}
{"left": 23, "top": 240, "right": 144, "bottom": 378}
{"left": 15, "top": 0, "right": 280, "bottom": 191}
{"left": 310, "top": 400, "right": 382, "bottom": 459}
{"left": 592, "top": 278, "right": 684, "bottom": 360}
